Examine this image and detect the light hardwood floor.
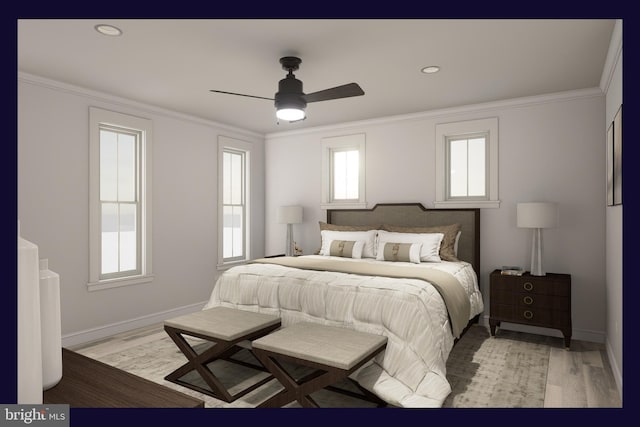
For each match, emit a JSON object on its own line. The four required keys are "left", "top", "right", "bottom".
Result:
{"left": 70, "top": 323, "right": 622, "bottom": 408}
{"left": 544, "top": 338, "right": 622, "bottom": 407}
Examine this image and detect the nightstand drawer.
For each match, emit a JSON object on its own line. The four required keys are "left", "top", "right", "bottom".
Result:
{"left": 491, "top": 304, "right": 515, "bottom": 319}
{"left": 491, "top": 304, "right": 570, "bottom": 328}
{"left": 490, "top": 290, "right": 569, "bottom": 311}
{"left": 515, "top": 293, "right": 569, "bottom": 311}
{"left": 490, "top": 287, "right": 517, "bottom": 305}
{"left": 494, "top": 274, "right": 569, "bottom": 296}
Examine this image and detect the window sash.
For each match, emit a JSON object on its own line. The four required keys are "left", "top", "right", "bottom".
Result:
{"left": 222, "top": 148, "right": 247, "bottom": 262}
{"left": 330, "top": 147, "right": 360, "bottom": 202}
{"left": 99, "top": 125, "right": 142, "bottom": 279}
{"left": 445, "top": 132, "right": 489, "bottom": 201}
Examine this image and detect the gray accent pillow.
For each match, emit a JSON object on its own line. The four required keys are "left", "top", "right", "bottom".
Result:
{"left": 328, "top": 240, "right": 364, "bottom": 259}
{"left": 376, "top": 242, "right": 422, "bottom": 264}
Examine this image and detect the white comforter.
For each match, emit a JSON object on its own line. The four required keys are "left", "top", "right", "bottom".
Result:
{"left": 203, "top": 255, "right": 484, "bottom": 407}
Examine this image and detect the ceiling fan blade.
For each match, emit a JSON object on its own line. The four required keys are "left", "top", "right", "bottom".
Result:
{"left": 209, "top": 90, "right": 274, "bottom": 101}
{"left": 303, "top": 83, "right": 364, "bottom": 103}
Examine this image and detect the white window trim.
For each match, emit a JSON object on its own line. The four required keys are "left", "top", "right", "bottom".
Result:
{"left": 88, "top": 107, "right": 153, "bottom": 291}
{"left": 321, "top": 133, "right": 366, "bottom": 210}
{"left": 435, "top": 117, "right": 500, "bottom": 209}
{"left": 218, "top": 136, "right": 251, "bottom": 269}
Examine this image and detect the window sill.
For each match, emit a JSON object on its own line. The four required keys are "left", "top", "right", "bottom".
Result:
{"left": 434, "top": 200, "right": 501, "bottom": 209}
{"left": 87, "top": 274, "right": 154, "bottom": 292}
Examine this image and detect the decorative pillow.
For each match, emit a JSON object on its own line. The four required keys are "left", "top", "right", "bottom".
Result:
{"left": 320, "top": 229, "right": 378, "bottom": 258}
{"left": 315, "top": 222, "right": 381, "bottom": 255}
{"left": 454, "top": 230, "right": 462, "bottom": 257}
{"left": 376, "top": 242, "right": 422, "bottom": 264}
{"left": 376, "top": 230, "right": 444, "bottom": 262}
{"left": 328, "top": 240, "right": 365, "bottom": 259}
{"left": 381, "top": 223, "right": 461, "bottom": 262}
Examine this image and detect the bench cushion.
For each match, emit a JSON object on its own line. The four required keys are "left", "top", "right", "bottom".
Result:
{"left": 252, "top": 322, "right": 387, "bottom": 370}
{"left": 164, "top": 307, "right": 280, "bottom": 341}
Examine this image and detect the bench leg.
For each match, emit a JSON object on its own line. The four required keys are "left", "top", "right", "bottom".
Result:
{"left": 164, "top": 326, "right": 276, "bottom": 403}
{"left": 165, "top": 326, "right": 237, "bottom": 401}
{"left": 254, "top": 351, "right": 344, "bottom": 408}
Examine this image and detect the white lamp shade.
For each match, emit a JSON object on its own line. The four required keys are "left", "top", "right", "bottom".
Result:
{"left": 277, "top": 206, "right": 303, "bottom": 224}
{"left": 517, "top": 202, "right": 558, "bottom": 229}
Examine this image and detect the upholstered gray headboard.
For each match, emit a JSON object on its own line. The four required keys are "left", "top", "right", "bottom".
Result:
{"left": 327, "top": 203, "right": 480, "bottom": 274}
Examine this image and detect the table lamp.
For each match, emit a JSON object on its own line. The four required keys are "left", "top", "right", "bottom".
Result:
{"left": 517, "top": 202, "right": 558, "bottom": 276}
{"left": 277, "top": 206, "right": 303, "bottom": 256}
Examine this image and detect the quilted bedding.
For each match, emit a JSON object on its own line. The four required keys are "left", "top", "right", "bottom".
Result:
{"left": 203, "top": 255, "right": 484, "bottom": 407}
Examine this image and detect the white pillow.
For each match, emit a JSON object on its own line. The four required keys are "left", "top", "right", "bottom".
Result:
{"left": 376, "top": 241, "right": 422, "bottom": 264}
{"left": 454, "top": 230, "right": 462, "bottom": 256}
{"left": 377, "top": 230, "right": 444, "bottom": 262}
{"left": 320, "top": 230, "right": 378, "bottom": 258}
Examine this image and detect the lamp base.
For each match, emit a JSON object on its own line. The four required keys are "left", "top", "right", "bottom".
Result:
{"left": 529, "top": 228, "right": 546, "bottom": 276}
{"left": 285, "top": 224, "right": 294, "bottom": 257}
{"left": 530, "top": 271, "right": 547, "bottom": 277}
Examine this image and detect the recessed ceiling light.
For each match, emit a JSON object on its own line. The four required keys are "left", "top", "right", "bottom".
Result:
{"left": 95, "top": 24, "right": 122, "bottom": 37}
{"left": 421, "top": 66, "right": 440, "bottom": 74}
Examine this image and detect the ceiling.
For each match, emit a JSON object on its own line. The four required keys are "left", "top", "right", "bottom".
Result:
{"left": 18, "top": 19, "right": 616, "bottom": 135}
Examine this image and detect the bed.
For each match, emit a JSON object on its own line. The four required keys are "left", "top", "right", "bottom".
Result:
{"left": 203, "top": 203, "right": 484, "bottom": 407}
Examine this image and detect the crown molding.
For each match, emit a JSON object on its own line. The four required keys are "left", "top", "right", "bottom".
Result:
{"left": 599, "top": 19, "right": 622, "bottom": 94}
{"left": 18, "top": 71, "right": 264, "bottom": 141}
{"left": 18, "top": 71, "right": 604, "bottom": 143}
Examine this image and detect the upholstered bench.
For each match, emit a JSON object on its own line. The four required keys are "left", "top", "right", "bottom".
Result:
{"left": 252, "top": 322, "right": 388, "bottom": 408}
{"left": 163, "top": 306, "right": 281, "bottom": 402}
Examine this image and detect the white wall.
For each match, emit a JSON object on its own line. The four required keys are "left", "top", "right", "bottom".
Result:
{"left": 265, "top": 89, "right": 606, "bottom": 343}
{"left": 602, "top": 20, "right": 623, "bottom": 398}
{"left": 17, "top": 74, "right": 265, "bottom": 344}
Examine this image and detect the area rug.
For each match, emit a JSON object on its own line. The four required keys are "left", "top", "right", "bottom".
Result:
{"left": 443, "top": 325, "right": 551, "bottom": 407}
{"left": 80, "top": 324, "right": 551, "bottom": 408}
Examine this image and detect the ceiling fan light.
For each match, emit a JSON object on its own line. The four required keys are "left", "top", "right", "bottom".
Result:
{"left": 276, "top": 108, "right": 306, "bottom": 121}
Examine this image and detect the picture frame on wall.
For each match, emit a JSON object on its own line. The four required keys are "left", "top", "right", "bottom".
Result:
{"left": 606, "top": 121, "right": 614, "bottom": 207}
{"left": 613, "top": 104, "right": 622, "bottom": 206}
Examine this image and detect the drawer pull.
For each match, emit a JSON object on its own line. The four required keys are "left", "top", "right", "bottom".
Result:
{"left": 523, "top": 310, "right": 534, "bottom": 320}
{"left": 523, "top": 282, "right": 534, "bottom": 291}
{"left": 523, "top": 296, "right": 534, "bottom": 305}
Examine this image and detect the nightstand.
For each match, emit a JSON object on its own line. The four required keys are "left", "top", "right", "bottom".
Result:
{"left": 489, "top": 269, "right": 572, "bottom": 349}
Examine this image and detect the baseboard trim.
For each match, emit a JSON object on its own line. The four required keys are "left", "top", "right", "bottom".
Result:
{"left": 61, "top": 301, "right": 208, "bottom": 348}
{"left": 479, "top": 314, "right": 605, "bottom": 343}
{"left": 605, "top": 338, "right": 623, "bottom": 401}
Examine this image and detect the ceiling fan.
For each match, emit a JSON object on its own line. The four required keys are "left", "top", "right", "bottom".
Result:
{"left": 210, "top": 56, "right": 365, "bottom": 123}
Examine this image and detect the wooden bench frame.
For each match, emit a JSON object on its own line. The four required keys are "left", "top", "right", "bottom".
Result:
{"left": 253, "top": 337, "right": 387, "bottom": 408}
{"left": 164, "top": 321, "right": 280, "bottom": 403}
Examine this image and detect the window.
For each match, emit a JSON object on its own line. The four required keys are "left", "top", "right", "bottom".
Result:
{"left": 321, "top": 133, "right": 366, "bottom": 209}
{"left": 89, "top": 107, "right": 153, "bottom": 291}
{"left": 435, "top": 118, "right": 499, "bottom": 208}
{"left": 447, "top": 133, "right": 487, "bottom": 199}
{"left": 218, "top": 136, "right": 251, "bottom": 266}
